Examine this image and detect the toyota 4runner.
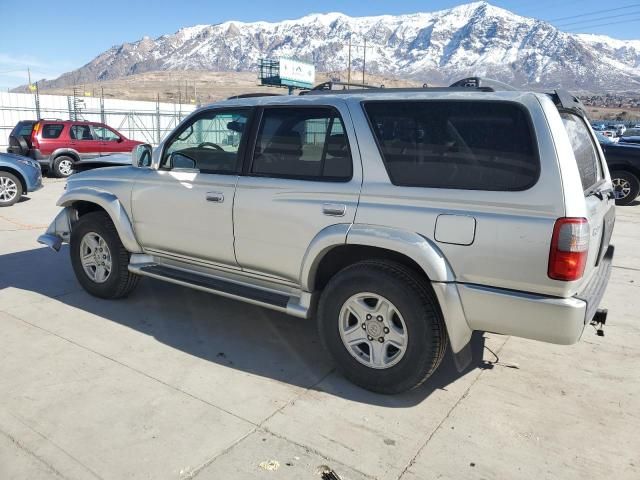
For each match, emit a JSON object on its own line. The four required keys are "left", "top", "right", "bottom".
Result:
{"left": 38, "top": 78, "right": 615, "bottom": 394}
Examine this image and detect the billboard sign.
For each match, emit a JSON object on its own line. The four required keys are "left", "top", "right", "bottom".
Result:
{"left": 279, "top": 58, "right": 315, "bottom": 89}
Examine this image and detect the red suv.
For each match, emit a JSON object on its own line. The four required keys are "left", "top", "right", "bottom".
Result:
{"left": 9, "top": 120, "right": 142, "bottom": 177}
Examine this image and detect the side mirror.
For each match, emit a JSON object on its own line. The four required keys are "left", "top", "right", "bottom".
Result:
{"left": 133, "top": 144, "right": 152, "bottom": 168}
{"left": 117, "top": 137, "right": 123, "bottom": 143}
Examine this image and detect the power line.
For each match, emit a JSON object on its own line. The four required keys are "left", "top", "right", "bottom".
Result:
{"left": 565, "top": 16, "right": 640, "bottom": 32}
{"left": 555, "top": 8, "right": 640, "bottom": 27}
{"left": 547, "top": 3, "right": 640, "bottom": 22}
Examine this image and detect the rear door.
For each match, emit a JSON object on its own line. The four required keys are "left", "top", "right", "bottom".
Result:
{"left": 560, "top": 112, "right": 615, "bottom": 283}
{"left": 69, "top": 124, "right": 101, "bottom": 160}
{"left": 233, "top": 104, "right": 361, "bottom": 282}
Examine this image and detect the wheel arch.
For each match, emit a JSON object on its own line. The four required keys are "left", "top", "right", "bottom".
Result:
{"left": 301, "top": 224, "right": 472, "bottom": 353}
{"left": 0, "top": 166, "right": 27, "bottom": 193}
{"left": 58, "top": 187, "right": 142, "bottom": 253}
{"left": 51, "top": 149, "right": 80, "bottom": 168}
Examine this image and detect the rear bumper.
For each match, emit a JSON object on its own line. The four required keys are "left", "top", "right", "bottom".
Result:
{"left": 458, "top": 246, "right": 614, "bottom": 345}
{"left": 28, "top": 149, "right": 49, "bottom": 166}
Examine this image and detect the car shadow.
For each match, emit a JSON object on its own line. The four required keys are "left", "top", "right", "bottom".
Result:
{"left": 0, "top": 245, "right": 491, "bottom": 407}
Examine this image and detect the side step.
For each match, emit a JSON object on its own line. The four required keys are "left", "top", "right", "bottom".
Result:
{"left": 129, "top": 264, "right": 308, "bottom": 318}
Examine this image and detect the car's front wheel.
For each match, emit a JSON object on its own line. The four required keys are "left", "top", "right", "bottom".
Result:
{"left": 0, "top": 171, "right": 23, "bottom": 207}
{"left": 317, "top": 260, "right": 448, "bottom": 394}
{"left": 70, "top": 211, "right": 139, "bottom": 298}
{"left": 611, "top": 171, "right": 640, "bottom": 206}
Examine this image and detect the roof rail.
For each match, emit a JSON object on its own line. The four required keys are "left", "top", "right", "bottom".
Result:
{"left": 546, "top": 89, "right": 587, "bottom": 116}
{"left": 448, "top": 77, "right": 517, "bottom": 91}
{"left": 227, "top": 93, "right": 283, "bottom": 100}
{"left": 302, "top": 77, "right": 518, "bottom": 96}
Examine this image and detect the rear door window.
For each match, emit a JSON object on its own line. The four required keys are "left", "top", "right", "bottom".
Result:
{"left": 41, "top": 124, "right": 64, "bottom": 139}
{"left": 363, "top": 101, "right": 539, "bottom": 191}
{"left": 251, "top": 107, "right": 352, "bottom": 181}
{"left": 70, "top": 124, "right": 95, "bottom": 140}
{"left": 560, "top": 113, "right": 602, "bottom": 191}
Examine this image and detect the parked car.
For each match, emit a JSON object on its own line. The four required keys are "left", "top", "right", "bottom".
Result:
{"left": 38, "top": 78, "right": 615, "bottom": 394}
{"left": 0, "top": 152, "right": 42, "bottom": 207}
{"left": 6, "top": 119, "right": 142, "bottom": 178}
{"left": 619, "top": 136, "right": 640, "bottom": 145}
{"left": 597, "top": 132, "right": 640, "bottom": 205}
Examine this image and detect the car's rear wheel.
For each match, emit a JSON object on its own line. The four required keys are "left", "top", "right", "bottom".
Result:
{"left": 70, "top": 211, "right": 139, "bottom": 298}
{"left": 0, "top": 172, "right": 23, "bottom": 207}
{"left": 611, "top": 171, "right": 640, "bottom": 206}
{"left": 53, "top": 155, "right": 75, "bottom": 178}
{"left": 317, "top": 260, "right": 447, "bottom": 394}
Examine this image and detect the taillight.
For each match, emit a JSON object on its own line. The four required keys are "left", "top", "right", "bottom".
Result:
{"left": 548, "top": 218, "right": 589, "bottom": 281}
{"left": 31, "top": 122, "right": 41, "bottom": 148}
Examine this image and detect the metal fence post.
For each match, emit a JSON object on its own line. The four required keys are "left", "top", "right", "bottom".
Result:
{"left": 156, "top": 94, "right": 161, "bottom": 144}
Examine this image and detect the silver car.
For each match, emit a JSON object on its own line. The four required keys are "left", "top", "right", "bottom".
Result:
{"left": 39, "top": 79, "right": 615, "bottom": 394}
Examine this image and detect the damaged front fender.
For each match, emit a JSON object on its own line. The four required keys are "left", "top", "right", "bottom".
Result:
{"left": 38, "top": 207, "right": 73, "bottom": 251}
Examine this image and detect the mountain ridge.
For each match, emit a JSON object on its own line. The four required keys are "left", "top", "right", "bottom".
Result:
{"left": 20, "top": 1, "right": 640, "bottom": 92}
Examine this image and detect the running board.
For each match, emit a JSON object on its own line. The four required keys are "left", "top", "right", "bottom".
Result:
{"left": 128, "top": 263, "right": 309, "bottom": 318}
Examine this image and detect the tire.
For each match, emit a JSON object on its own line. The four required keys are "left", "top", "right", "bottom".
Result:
{"left": 611, "top": 171, "right": 640, "bottom": 206}
{"left": 70, "top": 211, "right": 139, "bottom": 299}
{"left": 0, "top": 171, "right": 23, "bottom": 207}
{"left": 317, "top": 260, "right": 448, "bottom": 394}
{"left": 53, "top": 155, "right": 75, "bottom": 178}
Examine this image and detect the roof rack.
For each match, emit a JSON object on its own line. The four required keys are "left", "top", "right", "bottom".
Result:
{"left": 302, "top": 77, "right": 518, "bottom": 95}
{"left": 546, "top": 89, "right": 587, "bottom": 116}
{"left": 227, "top": 93, "right": 283, "bottom": 100}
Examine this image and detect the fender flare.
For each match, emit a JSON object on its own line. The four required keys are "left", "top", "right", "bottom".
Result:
{"left": 300, "top": 224, "right": 472, "bottom": 353}
{"left": 50, "top": 148, "right": 80, "bottom": 168}
{"left": 57, "top": 187, "right": 143, "bottom": 253}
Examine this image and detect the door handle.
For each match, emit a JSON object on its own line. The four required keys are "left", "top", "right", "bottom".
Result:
{"left": 322, "top": 203, "right": 346, "bottom": 217}
{"left": 206, "top": 192, "right": 224, "bottom": 203}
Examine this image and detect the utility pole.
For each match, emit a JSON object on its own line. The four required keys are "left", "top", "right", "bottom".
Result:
{"left": 347, "top": 36, "right": 351, "bottom": 88}
{"left": 362, "top": 39, "right": 366, "bottom": 85}
{"left": 27, "top": 67, "right": 32, "bottom": 88}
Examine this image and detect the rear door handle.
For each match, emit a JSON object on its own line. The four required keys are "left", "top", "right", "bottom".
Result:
{"left": 206, "top": 192, "right": 224, "bottom": 203}
{"left": 322, "top": 203, "right": 346, "bottom": 217}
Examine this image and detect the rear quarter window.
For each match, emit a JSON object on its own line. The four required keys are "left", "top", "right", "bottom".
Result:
{"left": 41, "top": 124, "right": 64, "bottom": 139}
{"left": 560, "top": 113, "right": 602, "bottom": 191}
{"left": 363, "top": 100, "right": 540, "bottom": 191}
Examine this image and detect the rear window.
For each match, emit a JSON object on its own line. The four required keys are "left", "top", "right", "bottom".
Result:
{"left": 560, "top": 113, "right": 601, "bottom": 191}
{"left": 12, "top": 122, "right": 34, "bottom": 137}
{"left": 41, "top": 124, "right": 64, "bottom": 139}
{"left": 364, "top": 101, "right": 539, "bottom": 191}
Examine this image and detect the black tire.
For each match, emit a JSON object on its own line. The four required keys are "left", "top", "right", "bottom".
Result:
{"left": 53, "top": 155, "right": 75, "bottom": 178}
{"left": 0, "top": 171, "right": 23, "bottom": 207}
{"left": 611, "top": 171, "right": 640, "bottom": 206}
{"left": 70, "top": 211, "right": 139, "bottom": 299}
{"left": 317, "top": 260, "right": 447, "bottom": 394}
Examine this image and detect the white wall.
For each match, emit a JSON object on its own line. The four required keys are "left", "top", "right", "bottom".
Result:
{"left": 0, "top": 92, "right": 197, "bottom": 150}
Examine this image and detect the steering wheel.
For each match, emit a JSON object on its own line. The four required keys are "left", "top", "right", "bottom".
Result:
{"left": 198, "top": 142, "right": 224, "bottom": 151}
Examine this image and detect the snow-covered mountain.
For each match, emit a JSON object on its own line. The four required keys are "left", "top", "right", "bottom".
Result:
{"left": 34, "top": 1, "right": 640, "bottom": 91}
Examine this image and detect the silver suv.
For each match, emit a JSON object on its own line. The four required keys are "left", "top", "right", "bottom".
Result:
{"left": 39, "top": 79, "right": 615, "bottom": 394}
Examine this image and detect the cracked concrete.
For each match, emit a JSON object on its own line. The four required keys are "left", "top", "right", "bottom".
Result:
{"left": 0, "top": 178, "right": 638, "bottom": 479}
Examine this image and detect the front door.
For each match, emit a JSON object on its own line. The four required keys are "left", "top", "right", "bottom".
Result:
{"left": 131, "top": 108, "right": 251, "bottom": 267}
{"left": 233, "top": 105, "right": 362, "bottom": 282}
{"left": 93, "top": 125, "right": 127, "bottom": 155}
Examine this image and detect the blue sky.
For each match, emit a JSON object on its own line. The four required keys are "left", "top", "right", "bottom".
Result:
{"left": 1, "top": 0, "right": 639, "bottom": 89}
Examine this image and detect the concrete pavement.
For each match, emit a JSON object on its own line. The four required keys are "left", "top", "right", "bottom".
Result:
{"left": 0, "top": 178, "right": 638, "bottom": 479}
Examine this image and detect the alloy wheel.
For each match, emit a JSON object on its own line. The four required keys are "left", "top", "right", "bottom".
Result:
{"left": 0, "top": 176, "right": 18, "bottom": 203}
{"left": 338, "top": 292, "right": 409, "bottom": 369}
{"left": 80, "top": 232, "right": 113, "bottom": 283}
